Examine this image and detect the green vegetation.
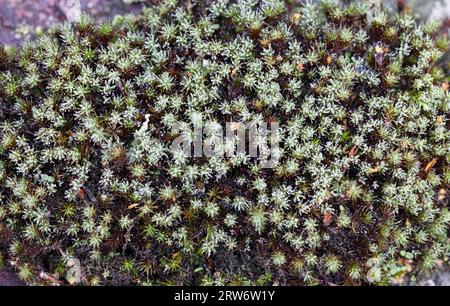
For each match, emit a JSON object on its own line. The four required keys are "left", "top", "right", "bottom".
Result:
{"left": 0, "top": 0, "right": 448, "bottom": 285}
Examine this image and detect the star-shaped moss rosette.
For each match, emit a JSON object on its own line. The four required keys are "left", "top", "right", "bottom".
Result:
{"left": 0, "top": 0, "right": 448, "bottom": 286}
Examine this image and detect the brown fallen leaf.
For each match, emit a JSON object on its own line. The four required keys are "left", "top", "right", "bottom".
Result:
{"left": 78, "top": 188, "right": 86, "bottom": 200}
{"left": 128, "top": 203, "right": 140, "bottom": 210}
{"left": 424, "top": 158, "right": 437, "bottom": 172}
{"left": 323, "top": 211, "right": 333, "bottom": 226}
{"left": 230, "top": 67, "right": 239, "bottom": 77}
{"left": 349, "top": 146, "right": 358, "bottom": 158}
{"left": 206, "top": 257, "right": 213, "bottom": 270}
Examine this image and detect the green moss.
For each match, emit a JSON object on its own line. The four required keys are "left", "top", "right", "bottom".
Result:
{"left": 0, "top": 0, "right": 448, "bottom": 285}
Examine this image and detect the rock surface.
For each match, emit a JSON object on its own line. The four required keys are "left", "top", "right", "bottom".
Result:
{"left": 0, "top": 0, "right": 143, "bottom": 46}
{"left": 0, "top": 270, "right": 25, "bottom": 286}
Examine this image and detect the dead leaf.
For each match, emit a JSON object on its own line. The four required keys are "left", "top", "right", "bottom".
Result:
{"left": 323, "top": 211, "right": 333, "bottom": 226}
{"left": 206, "top": 257, "right": 213, "bottom": 270}
{"left": 230, "top": 67, "right": 239, "bottom": 77}
{"left": 128, "top": 203, "right": 140, "bottom": 210}
{"left": 424, "top": 158, "right": 437, "bottom": 172}
{"left": 78, "top": 188, "right": 85, "bottom": 200}
{"left": 349, "top": 146, "right": 358, "bottom": 158}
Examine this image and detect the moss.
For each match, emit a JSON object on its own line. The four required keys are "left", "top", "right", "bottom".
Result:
{"left": 0, "top": 0, "right": 448, "bottom": 285}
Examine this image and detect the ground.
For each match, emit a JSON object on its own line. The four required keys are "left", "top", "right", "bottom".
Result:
{"left": 0, "top": 270, "right": 25, "bottom": 286}
{"left": 0, "top": 0, "right": 143, "bottom": 46}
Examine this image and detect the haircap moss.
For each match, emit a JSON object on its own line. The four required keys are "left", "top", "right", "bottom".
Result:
{"left": 0, "top": 0, "right": 448, "bottom": 285}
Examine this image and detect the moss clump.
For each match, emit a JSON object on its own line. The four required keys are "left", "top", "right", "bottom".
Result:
{"left": 0, "top": 0, "right": 449, "bottom": 285}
